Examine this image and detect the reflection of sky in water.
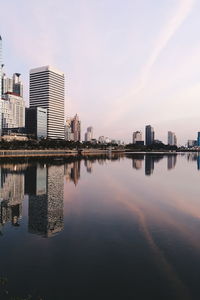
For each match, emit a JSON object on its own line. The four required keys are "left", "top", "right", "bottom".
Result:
{"left": 1, "top": 154, "right": 200, "bottom": 300}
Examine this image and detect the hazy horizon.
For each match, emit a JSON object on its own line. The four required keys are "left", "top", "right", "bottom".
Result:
{"left": 1, "top": 0, "right": 200, "bottom": 144}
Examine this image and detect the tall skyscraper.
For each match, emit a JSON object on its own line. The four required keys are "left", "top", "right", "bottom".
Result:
{"left": 145, "top": 125, "right": 154, "bottom": 146}
{"left": 197, "top": 132, "right": 200, "bottom": 146}
{"left": 0, "top": 36, "right": 2, "bottom": 98}
{"left": 168, "top": 131, "right": 177, "bottom": 146}
{"left": 30, "top": 66, "right": 65, "bottom": 139}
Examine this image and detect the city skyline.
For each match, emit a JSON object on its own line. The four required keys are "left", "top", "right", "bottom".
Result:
{"left": 1, "top": 0, "right": 200, "bottom": 143}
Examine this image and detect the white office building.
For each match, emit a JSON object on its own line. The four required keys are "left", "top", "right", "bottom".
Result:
{"left": 132, "top": 131, "right": 142, "bottom": 144}
{"left": 168, "top": 131, "right": 177, "bottom": 146}
{"left": 30, "top": 66, "right": 65, "bottom": 139}
{"left": 85, "top": 126, "right": 93, "bottom": 142}
{"left": 1, "top": 93, "right": 25, "bottom": 129}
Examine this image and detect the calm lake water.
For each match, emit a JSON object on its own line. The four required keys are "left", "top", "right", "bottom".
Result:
{"left": 1, "top": 153, "right": 200, "bottom": 300}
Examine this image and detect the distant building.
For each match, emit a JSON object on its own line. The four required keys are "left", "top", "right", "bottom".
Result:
{"left": 99, "top": 136, "right": 105, "bottom": 143}
{"left": 64, "top": 118, "right": 73, "bottom": 141}
{"left": 85, "top": 126, "right": 93, "bottom": 142}
{"left": 145, "top": 125, "right": 154, "bottom": 145}
{"left": 187, "top": 140, "right": 196, "bottom": 148}
{"left": 25, "top": 107, "right": 47, "bottom": 139}
{"left": 71, "top": 114, "right": 81, "bottom": 142}
{"left": 1, "top": 78, "right": 24, "bottom": 132}
{"left": 1, "top": 92, "right": 25, "bottom": 130}
{"left": 0, "top": 37, "right": 25, "bottom": 136}
{"left": 197, "top": 132, "right": 200, "bottom": 146}
{"left": 0, "top": 36, "right": 2, "bottom": 98}
{"left": 168, "top": 131, "right": 177, "bottom": 146}
{"left": 2, "top": 73, "right": 23, "bottom": 97}
{"left": 105, "top": 137, "right": 111, "bottom": 143}
{"left": 132, "top": 131, "right": 142, "bottom": 144}
{"left": 30, "top": 66, "right": 65, "bottom": 139}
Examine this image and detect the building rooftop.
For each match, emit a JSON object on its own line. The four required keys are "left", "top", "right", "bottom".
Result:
{"left": 30, "top": 65, "right": 64, "bottom": 76}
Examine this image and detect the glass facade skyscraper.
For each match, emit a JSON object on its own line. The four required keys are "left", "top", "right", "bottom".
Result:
{"left": 145, "top": 125, "right": 155, "bottom": 146}
{"left": 197, "top": 132, "right": 200, "bottom": 146}
{"left": 25, "top": 107, "right": 47, "bottom": 139}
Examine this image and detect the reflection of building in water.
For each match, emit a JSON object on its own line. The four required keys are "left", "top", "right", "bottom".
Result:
{"left": 64, "top": 161, "right": 81, "bottom": 185}
{"left": 145, "top": 156, "right": 154, "bottom": 176}
{"left": 0, "top": 200, "right": 22, "bottom": 226}
{"left": 145, "top": 155, "right": 164, "bottom": 176}
{"left": 187, "top": 153, "right": 197, "bottom": 162}
{"left": 84, "top": 160, "right": 93, "bottom": 173}
{"left": 197, "top": 154, "right": 200, "bottom": 170}
{"left": 28, "top": 165, "right": 64, "bottom": 238}
{"left": 167, "top": 155, "right": 177, "bottom": 170}
{"left": 0, "top": 164, "right": 25, "bottom": 226}
{"left": 132, "top": 155, "right": 144, "bottom": 170}
{"left": 25, "top": 163, "right": 47, "bottom": 195}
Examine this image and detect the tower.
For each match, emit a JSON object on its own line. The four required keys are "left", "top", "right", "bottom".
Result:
{"left": 30, "top": 66, "right": 65, "bottom": 139}
{"left": 0, "top": 35, "right": 2, "bottom": 98}
{"left": 145, "top": 125, "right": 154, "bottom": 146}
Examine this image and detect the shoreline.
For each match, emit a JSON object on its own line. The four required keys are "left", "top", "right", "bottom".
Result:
{"left": 0, "top": 149, "right": 198, "bottom": 158}
{"left": 0, "top": 149, "right": 125, "bottom": 158}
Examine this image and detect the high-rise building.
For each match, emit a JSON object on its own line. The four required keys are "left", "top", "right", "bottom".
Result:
{"left": 1, "top": 92, "right": 25, "bottom": 129}
{"left": 197, "top": 132, "right": 200, "bottom": 146}
{"left": 0, "top": 37, "right": 25, "bottom": 136}
{"left": 0, "top": 36, "right": 2, "bottom": 98}
{"left": 25, "top": 107, "right": 47, "bottom": 139}
{"left": 145, "top": 125, "right": 154, "bottom": 146}
{"left": 187, "top": 140, "right": 196, "bottom": 148}
{"left": 85, "top": 126, "right": 93, "bottom": 142}
{"left": 30, "top": 66, "right": 65, "bottom": 139}
{"left": 12, "top": 73, "right": 23, "bottom": 97}
{"left": 2, "top": 73, "right": 23, "bottom": 97}
{"left": 64, "top": 118, "right": 74, "bottom": 141}
{"left": 71, "top": 114, "right": 81, "bottom": 142}
{"left": 132, "top": 131, "right": 142, "bottom": 144}
{"left": 168, "top": 131, "right": 177, "bottom": 146}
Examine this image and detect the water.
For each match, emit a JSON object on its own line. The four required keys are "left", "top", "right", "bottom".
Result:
{"left": 0, "top": 153, "right": 200, "bottom": 300}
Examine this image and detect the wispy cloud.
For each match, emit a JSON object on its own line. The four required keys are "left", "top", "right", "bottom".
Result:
{"left": 103, "top": 0, "right": 195, "bottom": 127}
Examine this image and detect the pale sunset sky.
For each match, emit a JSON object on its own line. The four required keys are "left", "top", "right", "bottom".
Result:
{"left": 1, "top": 0, "right": 200, "bottom": 144}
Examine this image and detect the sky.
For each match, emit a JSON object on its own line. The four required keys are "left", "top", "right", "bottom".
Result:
{"left": 0, "top": 0, "right": 200, "bottom": 144}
